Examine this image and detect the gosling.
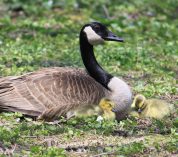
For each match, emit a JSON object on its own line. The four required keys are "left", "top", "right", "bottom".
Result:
{"left": 130, "top": 94, "right": 174, "bottom": 119}
{"left": 99, "top": 98, "right": 116, "bottom": 120}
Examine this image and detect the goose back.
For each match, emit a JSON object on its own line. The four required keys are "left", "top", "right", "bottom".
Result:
{"left": 0, "top": 67, "right": 108, "bottom": 119}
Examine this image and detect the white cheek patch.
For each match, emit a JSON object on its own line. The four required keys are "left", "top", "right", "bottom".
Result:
{"left": 83, "top": 26, "right": 104, "bottom": 45}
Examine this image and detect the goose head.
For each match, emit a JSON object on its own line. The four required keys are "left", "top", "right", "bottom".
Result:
{"left": 80, "top": 22, "right": 132, "bottom": 119}
{"left": 132, "top": 94, "right": 147, "bottom": 113}
{"left": 81, "top": 22, "right": 124, "bottom": 45}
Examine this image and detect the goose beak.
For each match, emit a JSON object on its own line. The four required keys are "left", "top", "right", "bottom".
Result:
{"left": 103, "top": 31, "right": 124, "bottom": 42}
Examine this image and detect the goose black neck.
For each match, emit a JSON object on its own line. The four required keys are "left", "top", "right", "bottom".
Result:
{"left": 80, "top": 32, "right": 113, "bottom": 89}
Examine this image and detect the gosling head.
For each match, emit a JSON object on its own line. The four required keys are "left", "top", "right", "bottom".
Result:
{"left": 99, "top": 98, "right": 115, "bottom": 112}
{"left": 81, "top": 22, "right": 124, "bottom": 45}
{"left": 133, "top": 94, "right": 147, "bottom": 113}
{"left": 99, "top": 98, "right": 116, "bottom": 120}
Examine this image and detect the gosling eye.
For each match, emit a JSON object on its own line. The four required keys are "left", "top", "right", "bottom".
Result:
{"left": 108, "top": 103, "right": 112, "bottom": 107}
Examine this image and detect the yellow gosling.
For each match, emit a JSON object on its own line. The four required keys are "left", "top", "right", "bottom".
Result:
{"left": 99, "top": 98, "right": 116, "bottom": 120}
{"left": 130, "top": 94, "right": 174, "bottom": 119}
{"left": 68, "top": 105, "right": 102, "bottom": 119}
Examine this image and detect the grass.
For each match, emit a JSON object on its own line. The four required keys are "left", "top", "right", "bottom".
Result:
{"left": 0, "top": 0, "right": 177, "bottom": 156}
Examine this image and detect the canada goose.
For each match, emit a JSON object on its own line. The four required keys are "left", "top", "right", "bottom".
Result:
{"left": 0, "top": 22, "right": 132, "bottom": 121}
{"left": 99, "top": 98, "right": 116, "bottom": 120}
{"left": 130, "top": 94, "right": 174, "bottom": 119}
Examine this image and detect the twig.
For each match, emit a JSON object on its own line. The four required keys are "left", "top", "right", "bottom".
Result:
{"left": 102, "top": 5, "right": 110, "bottom": 19}
{"left": 21, "top": 135, "right": 38, "bottom": 138}
{"left": 10, "top": 144, "right": 16, "bottom": 154}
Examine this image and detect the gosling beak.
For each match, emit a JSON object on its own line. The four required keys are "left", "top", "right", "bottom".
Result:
{"left": 138, "top": 108, "right": 142, "bottom": 113}
{"left": 103, "top": 31, "right": 124, "bottom": 42}
{"left": 111, "top": 107, "right": 117, "bottom": 112}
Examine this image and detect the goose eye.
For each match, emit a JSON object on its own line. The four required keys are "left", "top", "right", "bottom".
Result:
{"left": 93, "top": 25, "right": 100, "bottom": 32}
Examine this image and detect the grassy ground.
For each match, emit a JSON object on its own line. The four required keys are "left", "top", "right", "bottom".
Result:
{"left": 0, "top": 0, "right": 177, "bottom": 156}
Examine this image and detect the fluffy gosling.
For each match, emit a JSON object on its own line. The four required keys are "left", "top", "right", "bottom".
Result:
{"left": 99, "top": 98, "right": 116, "bottom": 120}
{"left": 130, "top": 94, "right": 174, "bottom": 119}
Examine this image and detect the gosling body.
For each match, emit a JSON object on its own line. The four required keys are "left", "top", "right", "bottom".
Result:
{"left": 130, "top": 94, "right": 174, "bottom": 119}
{"left": 99, "top": 98, "right": 116, "bottom": 120}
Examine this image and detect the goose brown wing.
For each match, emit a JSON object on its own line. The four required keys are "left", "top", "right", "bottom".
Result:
{"left": 0, "top": 67, "right": 106, "bottom": 118}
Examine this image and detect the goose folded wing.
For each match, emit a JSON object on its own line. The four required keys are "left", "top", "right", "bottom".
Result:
{"left": 0, "top": 68, "right": 106, "bottom": 119}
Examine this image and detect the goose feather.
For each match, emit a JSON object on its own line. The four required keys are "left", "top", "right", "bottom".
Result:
{"left": 0, "top": 67, "right": 108, "bottom": 120}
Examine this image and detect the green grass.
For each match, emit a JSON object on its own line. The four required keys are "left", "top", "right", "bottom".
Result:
{"left": 0, "top": 0, "right": 177, "bottom": 156}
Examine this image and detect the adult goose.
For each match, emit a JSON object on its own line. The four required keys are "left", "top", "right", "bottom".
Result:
{"left": 0, "top": 22, "right": 132, "bottom": 121}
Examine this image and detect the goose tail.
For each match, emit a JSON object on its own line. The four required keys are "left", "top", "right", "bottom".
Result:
{"left": 0, "top": 77, "right": 42, "bottom": 117}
